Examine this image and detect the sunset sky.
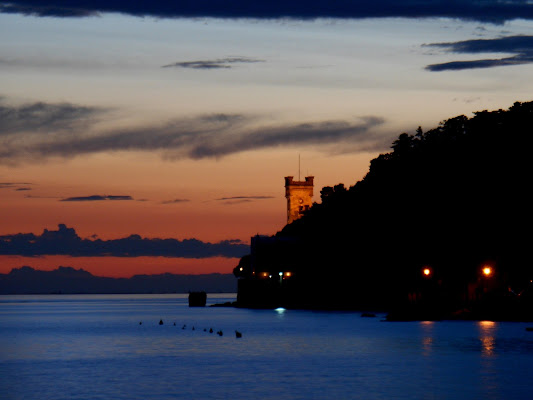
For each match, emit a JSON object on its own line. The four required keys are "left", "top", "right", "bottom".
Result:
{"left": 2, "top": 1, "right": 533, "bottom": 277}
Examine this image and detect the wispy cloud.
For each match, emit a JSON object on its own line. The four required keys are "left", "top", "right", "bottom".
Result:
{"left": 215, "top": 195, "right": 275, "bottom": 204}
{"left": 24, "top": 194, "right": 62, "bottom": 199}
{"left": 0, "top": 182, "right": 32, "bottom": 189}
{"left": 216, "top": 196, "right": 275, "bottom": 201}
{"left": 2, "top": 1, "right": 533, "bottom": 23}
{"left": 0, "top": 99, "right": 103, "bottom": 135}
{"left": 0, "top": 224, "right": 248, "bottom": 258}
{"left": 162, "top": 198, "right": 190, "bottom": 204}
{"left": 162, "top": 57, "right": 264, "bottom": 70}
{"left": 60, "top": 195, "right": 134, "bottom": 202}
{"left": 425, "top": 35, "right": 533, "bottom": 71}
{"left": 0, "top": 97, "right": 387, "bottom": 165}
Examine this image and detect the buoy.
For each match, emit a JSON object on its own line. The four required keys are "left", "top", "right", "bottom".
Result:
{"left": 235, "top": 330, "right": 242, "bottom": 338}
{"left": 217, "top": 330, "right": 223, "bottom": 336}
{"left": 159, "top": 319, "right": 164, "bottom": 325}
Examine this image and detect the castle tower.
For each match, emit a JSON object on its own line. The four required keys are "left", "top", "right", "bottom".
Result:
{"left": 285, "top": 176, "right": 314, "bottom": 224}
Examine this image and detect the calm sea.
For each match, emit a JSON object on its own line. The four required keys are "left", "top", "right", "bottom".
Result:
{"left": 1, "top": 294, "right": 532, "bottom": 400}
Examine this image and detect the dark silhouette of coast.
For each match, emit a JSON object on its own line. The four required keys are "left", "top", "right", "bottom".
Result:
{"left": 234, "top": 101, "right": 533, "bottom": 321}
{"left": 0, "top": 266, "right": 236, "bottom": 294}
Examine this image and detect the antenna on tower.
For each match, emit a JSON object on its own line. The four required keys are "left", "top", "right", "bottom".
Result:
{"left": 298, "top": 154, "right": 301, "bottom": 181}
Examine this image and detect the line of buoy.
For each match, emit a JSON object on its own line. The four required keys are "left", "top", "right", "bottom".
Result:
{"left": 144, "top": 320, "right": 242, "bottom": 338}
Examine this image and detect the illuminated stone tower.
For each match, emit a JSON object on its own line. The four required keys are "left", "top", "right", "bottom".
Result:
{"left": 285, "top": 176, "right": 314, "bottom": 224}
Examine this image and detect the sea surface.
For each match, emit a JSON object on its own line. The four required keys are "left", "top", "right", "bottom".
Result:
{"left": 1, "top": 294, "right": 532, "bottom": 400}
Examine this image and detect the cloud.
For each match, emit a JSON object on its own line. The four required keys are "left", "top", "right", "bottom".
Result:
{"left": 187, "top": 116, "right": 386, "bottom": 159}
{"left": 162, "top": 199, "right": 190, "bottom": 204}
{"left": 0, "top": 97, "right": 387, "bottom": 164}
{"left": 24, "top": 194, "right": 62, "bottom": 199}
{"left": 424, "top": 35, "right": 533, "bottom": 71}
{"left": 215, "top": 195, "right": 275, "bottom": 204}
{"left": 0, "top": 182, "right": 32, "bottom": 189}
{"left": 60, "top": 195, "right": 134, "bottom": 201}
{"left": 2, "top": 1, "right": 533, "bottom": 22}
{"left": 0, "top": 99, "right": 104, "bottom": 135}
{"left": 162, "top": 57, "right": 264, "bottom": 70}
{"left": 216, "top": 196, "right": 275, "bottom": 201}
{"left": 0, "top": 224, "right": 248, "bottom": 258}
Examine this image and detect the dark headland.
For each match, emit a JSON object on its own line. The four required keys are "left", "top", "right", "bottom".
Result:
{"left": 234, "top": 101, "right": 533, "bottom": 321}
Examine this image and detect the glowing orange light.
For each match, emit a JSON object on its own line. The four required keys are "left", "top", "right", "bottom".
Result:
{"left": 285, "top": 271, "right": 292, "bottom": 277}
{"left": 482, "top": 267, "right": 493, "bottom": 277}
{"left": 423, "top": 268, "right": 431, "bottom": 276}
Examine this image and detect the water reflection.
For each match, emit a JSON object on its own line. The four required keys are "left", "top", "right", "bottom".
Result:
{"left": 420, "top": 320, "right": 435, "bottom": 356}
{"left": 477, "top": 321, "right": 500, "bottom": 399}
{"left": 478, "top": 321, "right": 496, "bottom": 357}
{"left": 275, "top": 307, "right": 286, "bottom": 318}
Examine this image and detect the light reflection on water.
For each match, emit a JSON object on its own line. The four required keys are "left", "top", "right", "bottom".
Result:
{"left": 420, "top": 320, "right": 435, "bottom": 356}
{"left": 478, "top": 320, "right": 497, "bottom": 357}
{"left": 1, "top": 294, "right": 533, "bottom": 400}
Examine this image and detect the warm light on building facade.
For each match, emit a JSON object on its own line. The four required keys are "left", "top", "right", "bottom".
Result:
{"left": 285, "top": 176, "right": 314, "bottom": 224}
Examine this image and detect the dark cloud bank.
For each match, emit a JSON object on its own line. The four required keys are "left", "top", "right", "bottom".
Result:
{"left": 0, "top": 224, "right": 248, "bottom": 258}
{"left": 426, "top": 35, "right": 533, "bottom": 71}
{"left": 0, "top": 98, "right": 387, "bottom": 164}
{"left": 2, "top": 0, "right": 533, "bottom": 22}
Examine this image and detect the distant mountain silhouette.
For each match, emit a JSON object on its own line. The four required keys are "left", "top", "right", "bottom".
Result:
{"left": 236, "top": 101, "right": 533, "bottom": 316}
{"left": 0, "top": 266, "right": 236, "bottom": 294}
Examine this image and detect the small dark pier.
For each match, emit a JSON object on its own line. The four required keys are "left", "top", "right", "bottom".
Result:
{"left": 188, "top": 291, "right": 207, "bottom": 307}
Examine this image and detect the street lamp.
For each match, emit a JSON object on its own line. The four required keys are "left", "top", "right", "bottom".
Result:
{"left": 482, "top": 266, "right": 493, "bottom": 277}
{"left": 423, "top": 267, "right": 431, "bottom": 277}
